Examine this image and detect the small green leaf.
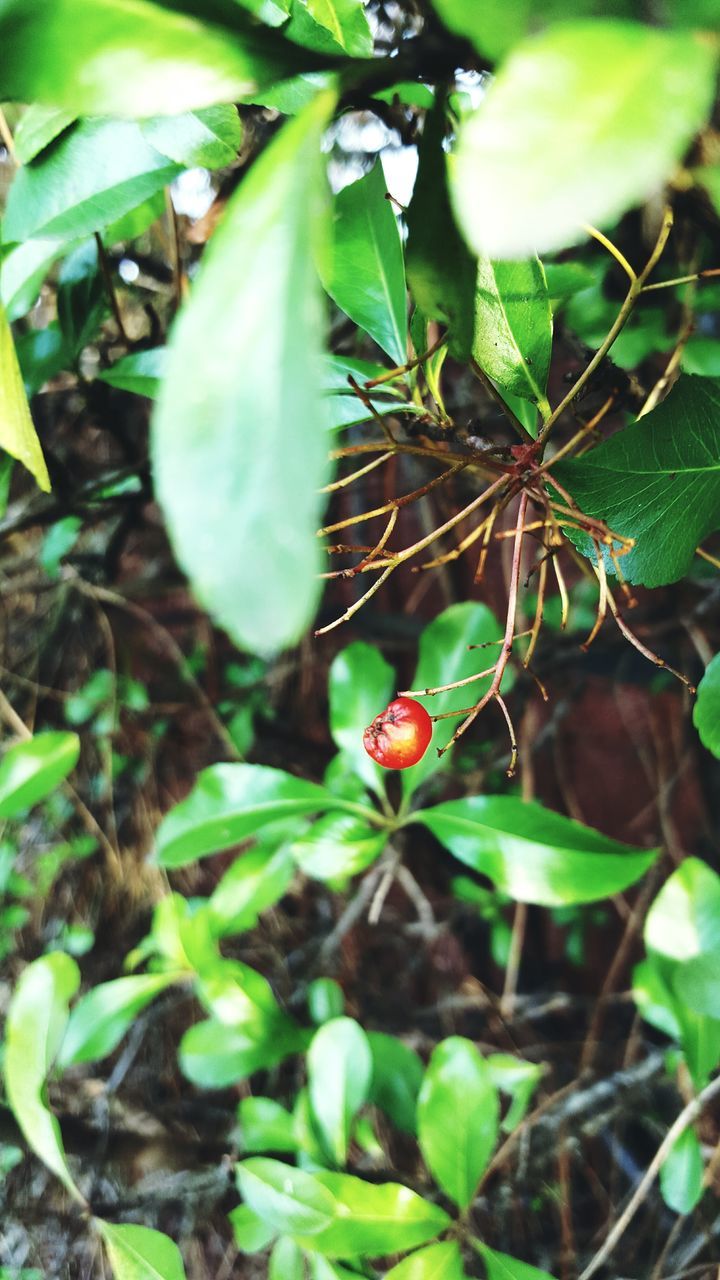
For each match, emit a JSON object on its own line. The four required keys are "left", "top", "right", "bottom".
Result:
{"left": 415, "top": 796, "right": 659, "bottom": 906}
{"left": 155, "top": 763, "right": 336, "bottom": 868}
{"left": 229, "top": 1203, "right": 277, "bottom": 1253}
{"left": 384, "top": 1241, "right": 467, "bottom": 1279}
{"left": 451, "top": 21, "right": 718, "bottom": 258}
{"left": 694, "top": 653, "right": 720, "bottom": 758}
{"left": 208, "top": 839, "right": 296, "bottom": 936}
{"left": 237, "top": 1157, "right": 337, "bottom": 1235}
{"left": 367, "top": 1031, "right": 424, "bottom": 1134}
{"left": 140, "top": 105, "right": 241, "bottom": 169}
{"left": 660, "top": 1127, "right": 704, "bottom": 1215}
{"left": 40, "top": 516, "right": 83, "bottom": 580}
{"left": 270, "top": 1237, "right": 305, "bottom": 1280}
{"left": 13, "top": 105, "right": 76, "bottom": 163}
{"left": 486, "top": 1054, "right": 542, "bottom": 1132}
{"left": 294, "top": 1170, "right": 451, "bottom": 1258}
{"left": 0, "top": 731, "right": 80, "bottom": 818}
{"left": 308, "top": 1017, "right": 373, "bottom": 1164}
{"left": 0, "top": 302, "right": 51, "bottom": 491}
{"left": 97, "top": 348, "right": 166, "bottom": 398}
{"left": 472, "top": 257, "right": 552, "bottom": 412}
{"left": 4, "top": 953, "right": 82, "bottom": 1199}
{"left": 98, "top": 1222, "right": 187, "bottom": 1280}
{"left": 239, "top": 1097, "right": 298, "bottom": 1155}
{"left": 329, "top": 641, "right": 395, "bottom": 799}
{"left": 645, "top": 858, "right": 720, "bottom": 961}
{"left": 418, "top": 1037, "right": 499, "bottom": 1209}
{"left": 308, "top": 978, "right": 345, "bottom": 1025}
{"left": 321, "top": 160, "right": 407, "bottom": 365}
{"left": 152, "top": 90, "right": 336, "bottom": 657}
{"left": 59, "top": 973, "right": 177, "bottom": 1067}
{"left": 180, "top": 1015, "right": 304, "bottom": 1088}
{"left": 476, "top": 1244, "right": 557, "bottom": 1280}
{"left": 291, "top": 813, "right": 388, "bottom": 883}
{"left": 1, "top": 237, "right": 70, "bottom": 322}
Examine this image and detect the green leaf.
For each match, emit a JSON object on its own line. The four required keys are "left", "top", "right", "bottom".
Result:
{"left": 645, "top": 858, "right": 720, "bottom": 961}
{"left": 140, "top": 105, "right": 241, "bottom": 169}
{"left": 180, "top": 1015, "right": 304, "bottom": 1087}
{"left": 674, "top": 951, "right": 720, "bottom": 1017}
{"left": 58, "top": 973, "right": 177, "bottom": 1067}
{"left": 309, "top": 1260, "right": 364, "bottom": 1280}
{"left": 681, "top": 335, "right": 720, "bottom": 378}
{"left": 406, "top": 96, "right": 476, "bottom": 361}
{"left": 472, "top": 257, "right": 552, "bottom": 412}
{"left": 694, "top": 653, "right": 720, "bottom": 758}
{"left": 208, "top": 840, "right": 296, "bottom": 936}
{"left": 56, "top": 240, "right": 107, "bottom": 359}
{"left": 152, "top": 89, "right": 336, "bottom": 657}
{"left": 486, "top": 1054, "right": 542, "bottom": 1132}
{"left": 97, "top": 348, "right": 167, "bottom": 398}
{"left": 451, "top": 21, "right": 718, "bottom": 258}
{"left": 4, "top": 953, "right": 82, "bottom": 1199}
{"left": 270, "top": 1238, "right": 305, "bottom": 1280}
{"left": 0, "top": 731, "right": 80, "bottom": 818}
{"left": 0, "top": 301, "right": 51, "bottom": 491}
{"left": 4, "top": 120, "right": 182, "bottom": 243}
{"left": 367, "top": 1031, "right": 424, "bottom": 1135}
{"left": 308, "top": 977, "right": 345, "bottom": 1025}
{"left": 660, "top": 1127, "right": 704, "bottom": 1215}
{"left": 0, "top": 236, "right": 70, "bottom": 322}
{"left": 414, "top": 795, "right": 658, "bottom": 906}
{"left": 229, "top": 1203, "right": 277, "bottom": 1253}
{"left": 291, "top": 813, "right": 388, "bottom": 883}
{"left": 418, "top": 1037, "right": 498, "bottom": 1209}
{"left": 294, "top": 1170, "right": 451, "bottom": 1258}
{"left": 0, "top": 0, "right": 320, "bottom": 117}
{"left": 476, "top": 1244, "right": 557, "bottom": 1280}
{"left": 287, "top": 0, "right": 373, "bottom": 57}
{"left": 321, "top": 160, "right": 407, "bottom": 365}
{"left": 105, "top": 190, "right": 167, "bottom": 244}
{"left": 155, "top": 763, "right": 336, "bottom": 868}
{"left": 430, "top": 0, "right": 531, "bottom": 62}
{"left": 401, "top": 602, "right": 508, "bottom": 798}
{"left": 237, "top": 1157, "right": 337, "bottom": 1235}
{"left": 98, "top": 1222, "right": 187, "bottom": 1280}
{"left": 239, "top": 1097, "right": 298, "bottom": 1154}
{"left": 329, "top": 641, "right": 394, "bottom": 799}
{"left": 15, "top": 323, "right": 68, "bottom": 398}
{"left": 308, "top": 1017, "right": 372, "bottom": 1164}
{"left": 13, "top": 105, "right": 76, "bottom": 163}
{"left": 553, "top": 376, "right": 720, "bottom": 587}
{"left": 384, "top": 1242, "right": 467, "bottom": 1280}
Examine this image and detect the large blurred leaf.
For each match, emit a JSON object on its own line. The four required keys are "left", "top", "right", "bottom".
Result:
{"left": 239, "top": 1096, "right": 297, "bottom": 1154}
{"left": 294, "top": 1170, "right": 451, "bottom": 1257}
{"left": 285, "top": 0, "right": 373, "bottom": 57}
{"left": 402, "top": 603, "right": 507, "bottom": 798}
{"left": 208, "top": 839, "right": 296, "bottom": 936}
{"left": 180, "top": 1013, "right": 305, "bottom": 1087}
{"left": 452, "top": 21, "right": 717, "bottom": 258}
{"left": 693, "top": 652, "right": 720, "bottom": 758}
{"left": 0, "top": 731, "right": 80, "bottom": 818}
{"left": 59, "top": 973, "right": 178, "bottom": 1067}
{"left": 155, "top": 763, "right": 344, "bottom": 867}
{"left": 4, "top": 953, "right": 82, "bottom": 1199}
{"left": 414, "top": 796, "right": 658, "bottom": 906}
{"left": 237, "top": 1157, "right": 337, "bottom": 1235}
{"left": 472, "top": 257, "right": 552, "bottom": 412}
{"left": 291, "top": 812, "right": 388, "bottom": 883}
{"left": 308, "top": 1017, "right": 372, "bottom": 1164}
{"left": 13, "top": 105, "right": 76, "bottom": 163}
{"left": 329, "top": 641, "right": 395, "bottom": 798}
{"left": 140, "top": 105, "right": 241, "bottom": 168}
{"left": 1, "top": 237, "right": 70, "bottom": 322}
{"left": 646, "top": 858, "right": 720, "bottom": 962}
{"left": 660, "top": 1127, "right": 704, "bottom": 1216}
{"left": 0, "top": 0, "right": 322, "bottom": 117}
{"left": 554, "top": 376, "right": 720, "bottom": 587}
{"left": 4, "top": 120, "right": 182, "bottom": 242}
{"left": 153, "top": 89, "right": 336, "bottom": 656}
{"left": 99, "top": 1222, "right": 187, "bottom": 1280}
{"left": 0, "top": 302, "right": 51, "bottom": 491}
{"left": 321, "top": 160, "right": 407, "bottom": 365}
{"left": 384, "top": 1243, "right": 467, "bottom": 1279}
{"left": 367, "top": 1031, "right": 424, "bottom": 1134}
{"left": 417, "top": 1037, "right": 498, "bottom": 1209}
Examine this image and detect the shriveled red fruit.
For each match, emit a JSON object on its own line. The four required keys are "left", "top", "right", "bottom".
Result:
{"left": 363, "top": 696, "right": 433, "bottom": 770}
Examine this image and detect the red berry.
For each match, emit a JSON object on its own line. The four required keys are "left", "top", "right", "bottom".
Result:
{"left": 363, "top": 696, "right": 433, "bottom": 770}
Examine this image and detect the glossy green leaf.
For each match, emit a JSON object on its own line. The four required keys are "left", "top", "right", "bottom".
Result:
{"left": 0, "top": 302, "right": 51, "bottom": 490}
{"left": 99, "top": 1222, "right": 187, "bottom": 1280}
{"left": 15, "top": 323, "right": 68, "bottom": 398}
{"left": 239, "top": 1097, "right": 298, "bottom": 1154}
{"left": 329, "top": 640, "right": 394, "bottom": 798}
{"left": 153, "top": 90, "right": 336, "bottom": 656}
{"left": 472, "top": 257, "right": 552, "bottom": 412}
{"left": 406, "top": 97, "right": 476, "bottom": 361}
{"left": 418, "top": 1037, "right": 498, "bottom": 1209}
{"left": 415, "top": 795, "right": 658, "bottom": 906}
{"left": 140, "top": 105, "right": 241, "bottom": 169}
{"left": 451, "top": 21, "right": 717, "bottom": 258}
{"left": 208, "top": 839, "right": 296, "bottom": 936}
{"left": 286, "top": 0, "right": 373, "bottom": 57}
{"left": 155, "top": 763, "right": 337, "bottom": 868}
{"left": 195, "top": 956, "right": 290, "bottom": 1027}
{"left": 294, "top": 1170, "right": 451, "bottom": 1257}
{"left": 97, "top": 348, "right": 167, "bottom": 398}
{"left": 0, "top": 731, "right": 80, "bottom": 818}
{"left": 367, "top": 1032, "right": 423, "bottom": 1135}
{"left": 660, "top": 1127, "right": 704, "bottom": 1215}
{"left": 4, "top": 953, "right": 82, "bottom": 1199}
{"left": 229, "top": 1203, "right": 277, "bottom": 1253}
{"left": 0, "top": 0, "right": 319, "bottom": 117}
{"left": 58, "top": 973, "right": 177, "bottom": 1067}
{"left": 309, "top": 1260, "right": 364, "bottom": 1280}
{"left": 308, "top": 978, "right": 345, "bottom": 1025}
{"left": 56, "top": 240, "right": 106, "bottom": 358}
{"left": 646, "top": 859, "right": 720, "bottom": 961}
{"left": 384, "top": 1242, "right": 467, "bottom": 1280}
{"left": 105, "top": 190, "right": 167, "bottom": 244}
{"left": 476, "top": 1244, "right": 557, "bottom": 1280}
{"left": 402, "top": 602, "right": 507, "bottom": 798}
{"left": 322, "top": 160, "right": 407, "bottom": 365}
{"left": 270, "top": 1237, "right": 305, "bottom": 1280}
{"left": 4, "top": 121, "right": 182, "bottom": 243}
{"left": 694, "top": 653, "right": 720, "bottom": 758}
{"left": 554, "top": 376, "right": 720, "bottom": 587}
{"left": 237, "top": 1157, "right": 337, "bottom": 1235}
{"left": 308, "top": 1017, "right": 372, "bottom": 1164}
{"left": 180, "top": 1015, "right": 304, "bottom": 1088}
{"left": 0, "top": 236, "right": 70, "bottom": 322}
{"left": 674, "top": 951, "right": 720, "bottom": 1017}
{"left": 41, "top": 516, "right": 82, "bottom": 580}
{"left": 13, "top": 105, "right": 76, "bottom": 163}
{"left": 486, "top": 1054, "right": 542, "bottom": 1132}
{"left": 292, "top": 812, "right": 387, "bottom": 883}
